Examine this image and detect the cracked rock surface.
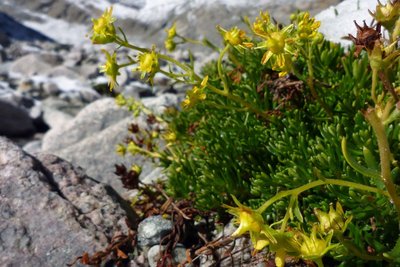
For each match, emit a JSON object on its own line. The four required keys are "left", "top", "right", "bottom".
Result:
{"left": 0, "top": 137, "right": 137, "bottom": 266}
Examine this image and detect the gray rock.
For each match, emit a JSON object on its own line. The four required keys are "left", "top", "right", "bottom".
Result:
{"left": 10, "top": 53, "right": 63, "bottom": 77}
{"left": 41, "top": 81, "right": 61, "bottom": 96}
{"left": 42, "top": 105, "right": 73, "bottom": 130}
{"left": 41, "top": 97, "right": 137, "bottom": 192}
{"left": 121, "top": 81, "right": 154, "bottom": 99}
{"left": 141, "top": 167, "right": 167, "bottom": 185}
{"left": 43, "top": 65, "right": 80, "bottom": 80}
{"left": 147, "top": 243, "right": 187, "bottom": 267}
{"left": 137, "top": 215, "right": 173, "bottom": 248}
{"left": 63, "top": 47, "right": 85, "bottom": 67}
{"left": 0, "top": 30, "right": 10, "bottom": 47}
{"left": 41, "top": 96, "right": 87, "bottom": 117}
{"left": 42, "top": 97, "right": 131, "bottom": 151}
{"left": 173, "top": 244, "right": 187, "bottom": 266}
{"left": 23, "top": 139, "right": 42, "bottom": 154}
{"left": 41, "top": 95, "right": 179, "bottom": 193}
{"left": 77, "top": 63, "right": 100, "bottom": 79}
{"left": 0, "top": 137, "right": 136, "bottom": 267}
{"left": 147, "top": 245, "right": 163, "bottom": 267}
{"left": 44, "top": 116, "right": 145, "bottom": 192}
{"left": 0, "top": 100, "right": 35, "bottom": 137}
{"left": 0, "top": 87, "right": 48, "bottom": 133}
{"left": 195, "top": 221, "right": 256, "bottom": 266}
{"left": 142, "top": 93, "right": 181, "bottom": 114}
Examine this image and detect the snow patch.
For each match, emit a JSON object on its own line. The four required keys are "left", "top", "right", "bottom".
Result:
{"left": 316, "top": 0, "right": 386, "bottom": 45}
{"left": 23, "top": 16, "right": 90, "bottom": 45}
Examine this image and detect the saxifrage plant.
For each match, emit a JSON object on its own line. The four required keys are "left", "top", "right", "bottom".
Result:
{"left": 90, "top": 1, "right": 400, "bottom": 266}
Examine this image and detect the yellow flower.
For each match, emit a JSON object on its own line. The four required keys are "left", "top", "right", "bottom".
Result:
{"left": 259, "top": 26, "right": 294, "bottom": 76}
{"left": 219, "top": 26, "right": 247, "bottom": 46}
{"left": 137, "top": 50, "right": 159, "bottom": 81}
{"left": 181, "top": 76, "right": 208, "bottom": 109}
{"left": 163, "top": 131, "right": 177, "bottom": 143}
{"left": 296, "top": 226, "right": 337, "bottom": 261}
{"left": 314, "top": 202, "right": 352, "bottom": 234}
{"left": 264, "top": 31, "right": 286, "bottom": 55}
{"left": 224, "top": 195, "right": 278, "bottom": 250}
{"left": 99, "top": 49, "right": 120, "bottom": 90}
{"left": 91, "top": 7, "right": 116, "bottom": 44}
{"left": 293, "top": 12, "right": 321, "bottom": 41}
{"left": 252, "top": 11, "right": 272, "bottom": 37}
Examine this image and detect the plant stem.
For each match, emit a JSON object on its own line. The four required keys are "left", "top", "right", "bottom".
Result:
{"left": 158, "top": 69, "right": 186, "bottom": 83}
{"left": 115, "top": 37, "right": 148, "bottom": 53}
{"left": 314, "top": 258, "right": 324, "bottom": 267}
{"left": 364, "top": 108, "right": 400, "bottom": 217}
{"left": 218, "top": 44, "right": 231, "bottom": 93}
{"left": 378, "top": 71, "right": 399, "bottom": 103}
{"left": 158, "top": 54, "right": 195, "bottom": 75}
{"left": 341, "top": 138, "right": 381, "bottom": 180}
{"left": 306, "top": 45, "right": 333, "bottom": 117}
{"left": 280, "top": 195, "right": 297, "bottom": 232}
{"left": 134, "top": 146, "right": 161, "bottom": 159}
{"left": 115, "top": 37, "right": 196, "bottom": 77}
{"left": 371, "top": 69, "right": 378, "bottom": 104}
{"left": 257, "top": 179, "right": 389, "bottom": 214}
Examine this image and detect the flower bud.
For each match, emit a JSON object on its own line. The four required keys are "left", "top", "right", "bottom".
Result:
{"left": 166, "top": 22, "right": 177, "bottom": 39}
{"left": 164, "top": 38, "right": 176, "bottom": 52}
{"left": 131, "top": 165, "right": 142, "bottom": 175}
{"left": 116, "top": 144, "right": 126, "bottom": 156}
{"left": 127, "top": 141, "right": 140, "bottom": 154}
{"left": 314, "top": 202, "right": 352, "bottom": 234}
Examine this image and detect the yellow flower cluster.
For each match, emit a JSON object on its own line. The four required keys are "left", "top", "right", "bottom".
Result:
{"left": 165, "top": 22, "right": 177, "bottom": 52}
{"left": 181, "top": 76, "right": 208, "bottom": 109}
{"left": 91, "top": 7, "right": 116, "bottom": 44}
{"left": 243, "top": 10, "right": 322, "bottom": 77}
{"left": 227, "top": 197, "right": 350, "bottom": 267}
{"left": 293, "top": 12, "right": 322, "bottom": 41}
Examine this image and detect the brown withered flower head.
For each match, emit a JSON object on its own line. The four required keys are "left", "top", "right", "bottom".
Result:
{"left": 347, "top": 20, "right": 382, "bottom": 57}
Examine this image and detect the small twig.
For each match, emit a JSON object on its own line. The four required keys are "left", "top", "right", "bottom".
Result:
{"left": 197, "top": 232, "right": 209, "bottom": 244}
{"left": 154, "top": 183, "right": 191, "bottom": 220}
{"left": 194, "top": 236, "right": 234, "bottom": 256}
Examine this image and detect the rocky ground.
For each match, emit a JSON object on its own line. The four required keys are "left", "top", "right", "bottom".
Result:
{"left": 0, "top": 0, "right": 380, "bottom": 266}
